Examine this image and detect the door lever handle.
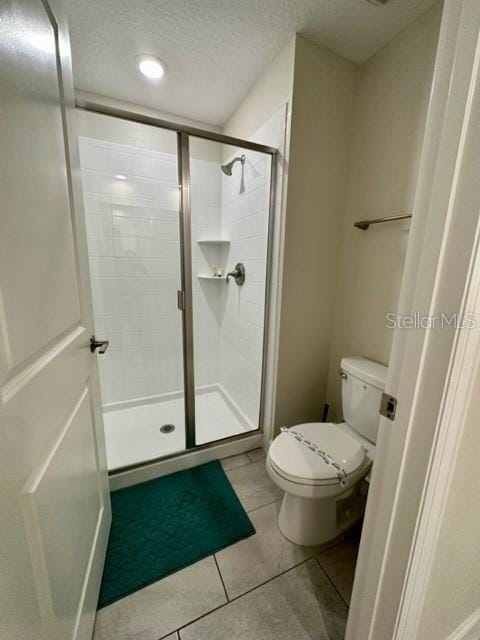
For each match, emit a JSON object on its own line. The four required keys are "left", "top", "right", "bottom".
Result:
{"left": 90, "top": 335, "right": 109, "bottom": 354}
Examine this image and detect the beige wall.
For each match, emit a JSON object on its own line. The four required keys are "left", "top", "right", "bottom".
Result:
{"left": 417, "top": 364, "right": 480, "bottom": 638}
{"left": 222, "top": 8, "right": 440, "bottom": 432}
{"left": 326, "top": 4, "right": 441, "bottom": 418}
{"left": 223, "top": 38, "right": 295, "bottom": 141}
{"left": 274, "top": 36, "right": 357, "bottom": 430}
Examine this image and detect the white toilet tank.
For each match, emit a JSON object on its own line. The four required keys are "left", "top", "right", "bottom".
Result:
{"left": 340, "top": 357, "right": 388, "bottom": 444}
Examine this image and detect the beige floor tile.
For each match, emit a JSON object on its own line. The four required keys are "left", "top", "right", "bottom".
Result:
{"left": 246, "top": 447, "right": 265, "bottom": 463}
{"left": 317, "top": 537, "right": 359, "bottom": 604}
{"left": 220, "top": 453, "right": 251, "bottom": 471}
{"left": 225, "top": 459, "right": 282, "bottom": 512}
{"left": 215, "top": 501, "right": 325, "bottom": 599}
{"left": 179, "top": 559, "right": 347, "bottom": 640}
{"left": 93, "top": 557, "right": 226, "bottom": 640}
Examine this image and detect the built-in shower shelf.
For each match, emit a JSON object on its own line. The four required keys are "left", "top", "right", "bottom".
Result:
{"left": 197, "top": 239, "right": 230, "bottom": 245}
{"left": 197, "top": 275, "right": 225, "bottom": 281}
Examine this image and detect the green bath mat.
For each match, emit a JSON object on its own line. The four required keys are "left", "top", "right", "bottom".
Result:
{"left": 98, "top": 460, "right": 255, "bottom": 609}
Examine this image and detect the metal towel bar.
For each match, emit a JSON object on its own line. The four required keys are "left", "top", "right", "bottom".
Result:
{"left": 354, "top": 214, "right": 412, "bottom": 230}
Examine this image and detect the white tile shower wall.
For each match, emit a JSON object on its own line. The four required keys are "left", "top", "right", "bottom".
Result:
{"left": 245, "top": 108, "right": 288, "bottom": 435}
{"left": 218, "top": 148, "right": 271, "bottom": 424}
{"left": 79, "top": 129, "right": 274, "bottom": 426}
{"left": 79, "top": 136, "right": 222, "bottom": 405}
{"left": 190, "top": 157, "right": 222, "bottom": 387}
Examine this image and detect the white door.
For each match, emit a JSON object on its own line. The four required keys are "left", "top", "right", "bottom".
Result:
{"left": 0, "top": 2, "right": 111, "bottom": 640}
{"left": 346, "top": 0, "right": 480, "bottom": 638}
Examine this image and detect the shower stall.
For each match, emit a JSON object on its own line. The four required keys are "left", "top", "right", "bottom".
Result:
{"left": 77, "top": 103, "right": 276, "bottom": 473}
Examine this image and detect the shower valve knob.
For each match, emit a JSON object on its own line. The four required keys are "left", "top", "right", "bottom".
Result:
{"left": 226, "top": 263, "right": 246, "bottom": 286}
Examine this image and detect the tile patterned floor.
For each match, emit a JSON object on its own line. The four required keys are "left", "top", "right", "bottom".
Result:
{"left": 93, "top": 448, "right": 360, "bottom": 640}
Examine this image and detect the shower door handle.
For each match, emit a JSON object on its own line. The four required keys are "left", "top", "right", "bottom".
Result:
{"left": 177, "top": 290, "right": 186, "bottom": 310}
{"left": 90, "top": 335, "right": 109, "bottom": 354}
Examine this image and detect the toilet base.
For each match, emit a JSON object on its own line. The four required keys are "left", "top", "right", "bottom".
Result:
{"left": 277, "top": 484, "right": 366, "bottom": 546}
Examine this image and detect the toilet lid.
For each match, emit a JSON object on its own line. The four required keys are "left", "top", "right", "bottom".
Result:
{"left": 269, "top": 423, "right": 365, "bottom": 484}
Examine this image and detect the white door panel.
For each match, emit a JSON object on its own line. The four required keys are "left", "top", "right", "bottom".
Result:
{"left": 21, "top": 388, "right": 103, "bottom": 640}
{"left": 0, "top": 0, "right": 81, "bottom": 369}
{"left": 0, "top": 2, "right": 111, "bottom": 640}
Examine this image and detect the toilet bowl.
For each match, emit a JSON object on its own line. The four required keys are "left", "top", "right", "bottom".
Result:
{"left": 266, "top": 357, "right": 387, "bottom": 546}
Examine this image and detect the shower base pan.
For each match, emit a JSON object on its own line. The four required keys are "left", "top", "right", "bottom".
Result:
{"left": 103, "top": 385, "right": 255, "bottom": 471}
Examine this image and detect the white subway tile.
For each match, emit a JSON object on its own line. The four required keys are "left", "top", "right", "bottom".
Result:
{"left": 154, "top": 182, "right": 180, "bottom": 208}
{"left": 82, "top": 192, "right": 111, "bottom": 216}
{"left": 151, "top": 221, "right": 179, "bottom": 240}
{"left": 114, "top": 237, "right": 138, "bottom": 258}
{"left": 88, "top": 235, "right": 114, "bottom": 257}
{"left": 152, "top": 157, "right": 178, "bottom": 182}
{"left": 81, "top": 136, "right": 273, "bottom": 409}
{"left": 114, "top": 257, "right": 140, "bottom": 277}
{"left": 128, "top": 177, "right": 155, "bottom": 200}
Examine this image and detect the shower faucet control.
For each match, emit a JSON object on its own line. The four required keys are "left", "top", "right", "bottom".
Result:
{"left": 226, "top": 263, "right": 245, "bottom": 286}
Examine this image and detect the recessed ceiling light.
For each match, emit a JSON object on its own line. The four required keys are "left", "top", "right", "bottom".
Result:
{"left": 136, "top": 54, "right": 165, "bottom": 80}
{"left": 115, "top": 174, "right": 127, "bottom": 181}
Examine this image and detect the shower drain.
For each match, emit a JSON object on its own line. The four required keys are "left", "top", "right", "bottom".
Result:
{"left": 159, "top": 423, "right": 176, "bottom": 434}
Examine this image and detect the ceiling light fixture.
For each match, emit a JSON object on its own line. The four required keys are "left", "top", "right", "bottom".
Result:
{"left": 115, "top": 174, "right": 127, "bottom": 181}
{"left": 136, "top": 54, "right": 166, "bottom": 80}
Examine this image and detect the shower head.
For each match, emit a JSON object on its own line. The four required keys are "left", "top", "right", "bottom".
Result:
{"left": 221, "top": 154, "right": 245, "bottom": 176}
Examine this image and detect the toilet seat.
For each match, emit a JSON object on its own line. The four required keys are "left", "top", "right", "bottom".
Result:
{"left": 268, "top": 423, "right": 366, "bottom": 486}
{"left": 266, "top": 421, "right": 373, "bottom": 543}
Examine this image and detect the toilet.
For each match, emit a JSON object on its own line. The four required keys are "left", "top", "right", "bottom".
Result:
{"left": 266, "top": 356, "right": 387, "bottom": 546}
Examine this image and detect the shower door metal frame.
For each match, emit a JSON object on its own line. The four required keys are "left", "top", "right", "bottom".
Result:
{"left": 76, "top": 99, "right": 278, "bottom": 468}
{"left": 177, "top": 132, "right": 196, "bottom": 449}
{"left": 76, "top": 99, "right": 277, "bottom": 157}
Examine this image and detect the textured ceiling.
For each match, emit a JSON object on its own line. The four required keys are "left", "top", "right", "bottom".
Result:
{"left": 63, "top": 0, "right": 438, "bottom": 126}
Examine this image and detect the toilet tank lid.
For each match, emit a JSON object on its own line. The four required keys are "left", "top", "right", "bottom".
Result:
{"left": 341, "top": 357, "right": 387, "bottom": 390}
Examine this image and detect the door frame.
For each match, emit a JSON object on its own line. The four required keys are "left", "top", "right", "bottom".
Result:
{"left": 75, "top": 99, "right": 278, "bottom": 470}
{"left": 346, "top": 0, "right": 480, "bottom": 638}
{"left": 45, "top": 4, "right": 113, "bottom": 639}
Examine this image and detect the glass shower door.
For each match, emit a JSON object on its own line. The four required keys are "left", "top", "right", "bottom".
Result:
{"left": 79, "top": 106, "right": 276, "bottom": 468}
{"left": 188, "top": 136, "right": 273, "bottom": 445}
{"left": 78, "top": 113, "right": 186, "bottom": 470}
